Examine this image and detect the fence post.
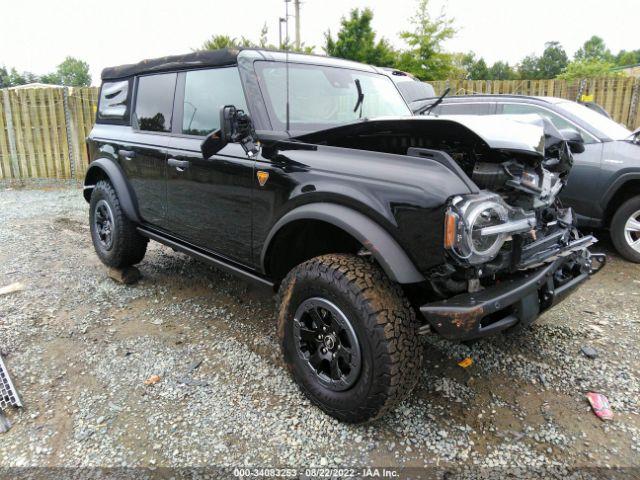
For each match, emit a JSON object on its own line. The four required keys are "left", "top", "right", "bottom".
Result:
{"left": 2, "top": 89, "right": 21, "bottom": 181}
{"left": 62, "top": 87, "right": 79, "bottom": 179}
{"left": 628, "top": 78, "right": 640, "bottom": 130}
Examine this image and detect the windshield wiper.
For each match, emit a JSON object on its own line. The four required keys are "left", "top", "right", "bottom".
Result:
{"left": 353, "top": 79, "right": 365, "bottom": 118}
{"left": 416, "top": 87, "right": 450, "bottom": 116}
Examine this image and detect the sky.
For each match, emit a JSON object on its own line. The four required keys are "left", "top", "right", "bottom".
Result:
{"left": 1, "top": 0, "right": 638, "bottom": 85}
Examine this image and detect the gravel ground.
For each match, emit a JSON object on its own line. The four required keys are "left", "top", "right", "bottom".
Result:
{"left": 0, "top": 187, "right": 639, "bottom": 476}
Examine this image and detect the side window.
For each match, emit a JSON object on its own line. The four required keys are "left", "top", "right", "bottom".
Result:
{"left": 437, "top": 103, "right": 492, "bottom": 115}
{"left": 498, "top": 103, "right": 595, "bottom": 143}
{"left": 97, "top": 80, "right": 131, "bottom": 123}
{"left": 182, "top": 68, "right": 247, "bottom": 136}
{"left": 134, "top": 73, "right": 177, "bottom": 133}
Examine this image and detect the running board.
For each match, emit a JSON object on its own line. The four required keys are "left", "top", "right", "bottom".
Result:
{"left": 0, "top": 356, "right": 22, "bottom": 411}
{"left": 137, "top": 227, "right": 274, "bottom": 290}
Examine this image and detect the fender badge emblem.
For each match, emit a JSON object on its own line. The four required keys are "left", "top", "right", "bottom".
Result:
{"left": 257, "top": 170, "right": 269, "bottom": 186}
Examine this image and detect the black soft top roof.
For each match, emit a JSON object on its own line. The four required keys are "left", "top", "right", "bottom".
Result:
{"left": 101, "top": 49, "right": 240, "bottom": 80}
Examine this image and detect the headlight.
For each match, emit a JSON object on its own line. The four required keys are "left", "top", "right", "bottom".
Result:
{"left": 445, "top": 192, "right": 535, "bottom": 265}
{"left": 466, "top": 201, "right": 508, "bottom": 260}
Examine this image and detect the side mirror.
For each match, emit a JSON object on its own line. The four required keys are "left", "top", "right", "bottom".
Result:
{"left": 561, "top": 128, "right": 585, "bottom": 154}
{"left": 201, "top": 129, "right": 225, "bottom": 159}
{"left": 200, "top": 105, "right": 259, "bottom": 159}
{"left": 201, "top": 105, "right": 237, "bottom": 159}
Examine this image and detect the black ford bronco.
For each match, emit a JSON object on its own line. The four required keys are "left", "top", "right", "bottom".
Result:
{"left": 84, "top": 49, "right": 602, "bottom": 422}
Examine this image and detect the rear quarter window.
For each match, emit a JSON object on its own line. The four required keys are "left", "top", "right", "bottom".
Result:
{"left": 97, "top": 80, "right": 131, "bottom": 124}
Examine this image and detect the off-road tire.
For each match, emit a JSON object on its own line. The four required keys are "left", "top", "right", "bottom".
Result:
{"left": 277, "top": 254, "right": 423, "bottom": 423}
{"left": 610, "top": 195, "right": 640, "bottom": 263}
{"left": 89, "top": 180, "right": 148, "bottom": 268}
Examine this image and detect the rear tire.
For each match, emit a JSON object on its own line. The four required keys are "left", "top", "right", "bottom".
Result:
{"left": 610, "top": 195, "right": 640, "bottom": 263}
{"left": 89, "top": 180, "right": 148, "bottom": 268}
{"left": 277, "top": 254, "right": 422, "bottom": 423}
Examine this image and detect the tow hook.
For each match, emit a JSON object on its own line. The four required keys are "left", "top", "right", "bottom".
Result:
{"left": 587, "top": 252, "right": 607, "bottom": 274}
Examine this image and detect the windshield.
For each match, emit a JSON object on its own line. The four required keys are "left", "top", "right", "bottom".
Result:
{"left": 394, "top": 78, "right": 436, "bottom": 103}
{"left": 555, "top": 101, "right": 631, "bottom": 141}
{"left": 255, "top": 61, "right": 411, "bottom": 132}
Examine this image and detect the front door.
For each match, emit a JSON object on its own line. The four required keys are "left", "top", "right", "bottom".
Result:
{"left": 558, "top": 143, "right": 604, "bottom": 219}
{"left": 165, "top": 66, "right": 254, "bottom": 266}
{"left": 165, "top": 140, "right": 254, "bottom": 265}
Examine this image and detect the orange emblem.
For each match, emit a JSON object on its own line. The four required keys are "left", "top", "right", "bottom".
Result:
{"left": 257, "top": 170, "right": 269, "bottom": 186}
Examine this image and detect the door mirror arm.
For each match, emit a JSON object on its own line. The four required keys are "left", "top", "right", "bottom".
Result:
{"left": 201, "top": 105, "right": 259, "bottom": 159}
{"left": 560, "top": 128, "right": 586, "bottom": 154}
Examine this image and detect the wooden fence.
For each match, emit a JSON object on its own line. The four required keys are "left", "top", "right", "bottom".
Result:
{"left": 0, "top": 86, "right": 97, "bottom": 181}
{"left": 430, "top": 77, "right": 640, "bottom": 131}
{"left": 0, "top": 78, "right": 639, "bottom": 181}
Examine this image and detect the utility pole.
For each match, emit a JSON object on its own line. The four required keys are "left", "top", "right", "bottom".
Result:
{"left": 278, "top": 17, "right": 286, "bottom": 49}
{"left": 294, "top": 0, "right": 301, "bottom": 50}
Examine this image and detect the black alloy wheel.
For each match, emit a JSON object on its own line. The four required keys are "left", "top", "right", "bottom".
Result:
{"left": 293, "top": 297, "right": 362, "bottom": 391}
{"left": 93, "top": 199, "right": 115, "bottom": 251}
{"left": 89, "top": 180, "right": 148, "bottom": 268}
{"left": 277, "top": 254, "right": 422, "bottom": 423}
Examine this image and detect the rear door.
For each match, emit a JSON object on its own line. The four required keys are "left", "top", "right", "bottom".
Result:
{"left": 495, "top": 102, "right": 604, "bottom": 219}
{"left": 165, "top": 67, "right": 254, "bottom": 266}
{"left": 119, "top": 73, "right": 177, "bottom": 228}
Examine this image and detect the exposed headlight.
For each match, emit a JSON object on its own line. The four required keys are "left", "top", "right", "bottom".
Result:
{"left": 445, "top": 192, "right": 536, "bottom": 265}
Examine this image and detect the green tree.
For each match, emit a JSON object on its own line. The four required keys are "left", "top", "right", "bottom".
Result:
{"left": 518, "top": 54, "right": 540, "bottom": 79}
{"left": 467, "top": 58, "right": 488, "bottom": 79}
{"left": 448, "top": 52, "right": 474, "bottom": 79}
{"left": 557, "top": 59, "right": 621, "bottom": 79}
{"left": 488, "top": 61, "right": 516, "bottom": 80}
{"left": 457, "top": 52, "right": 476, "bottom": 70}
{"left": 40, "top": 57, "right": 91, "bottom": 86}
{"left": 199, "top": 26, "right": 314, "bottom": 54}
{"left": 538, "top": 41, "right": 568, "bottom": 78}
{"left": 616, "top": 49, "right": 640, "bottom": 66}
{"left": 395, "top": 0, "right": 457, "bottom": 80}
{"left": 575, "top": 35, "right": 613, "bottom": 62}
{"left": 324, "top": 8, "right": 396, "bottom": 66}
{"left": 0, "top": 66, "right": 10, "bottom": 88}
{"left": 258, "top": 23, "right": 269, "bottom": 48}
{"left": 0, "top": 66, "right": 35, "bottom": 87}
{"left": 199, "top": 34, "right": 249, "bottom": 50}
{"left": 515, "top": 42, "right": 568, "bottom": 79}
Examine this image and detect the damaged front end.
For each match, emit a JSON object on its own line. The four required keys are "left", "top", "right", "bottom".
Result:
{"left": 295, "top": 114, "right": 603, "bottom": 339}
{"left": 423, "top": 116, "right": 604, "bottom": 339}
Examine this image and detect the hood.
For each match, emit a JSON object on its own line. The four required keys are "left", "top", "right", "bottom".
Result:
{"left": 435, "top": 114, "right": 550, "bottom": 155}
{"left": 295, "top": 115, "right": 561, "bottom": 157}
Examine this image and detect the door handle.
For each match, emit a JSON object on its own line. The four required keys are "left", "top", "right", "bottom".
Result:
{"left": 168, "top": 158, "right": 190, "bottom": 172}
{"left": 118, "top": 149, "right": 136, "bottom": 160}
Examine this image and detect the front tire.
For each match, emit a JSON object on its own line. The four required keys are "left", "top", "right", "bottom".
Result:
{"left": 89, "top": 180, "right": 148, "bottom": 268}
{"left": 610, "top": 195, "right": 640, "bottom": 263}
{"left": 277, "top": 254, "right": 422, "bottom": 423}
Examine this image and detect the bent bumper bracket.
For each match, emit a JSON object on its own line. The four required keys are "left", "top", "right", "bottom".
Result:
{"left": 419, "top": 251, "right": 603, "bottom": 340}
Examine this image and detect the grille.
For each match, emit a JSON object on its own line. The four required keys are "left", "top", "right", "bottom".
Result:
{"left": 0, "top": 356, "right": 21, "bottom": 410}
